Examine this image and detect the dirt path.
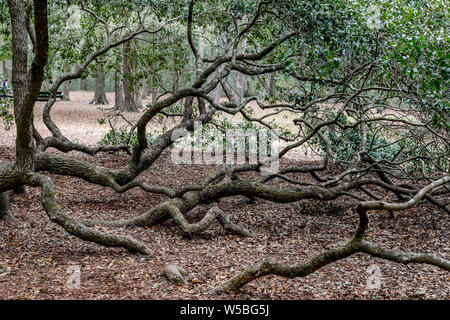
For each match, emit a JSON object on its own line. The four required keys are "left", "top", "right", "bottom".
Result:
{"left": 1, "top": 90, "right": 319, "bottom": 161}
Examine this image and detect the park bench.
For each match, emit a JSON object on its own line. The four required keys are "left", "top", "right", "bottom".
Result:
{"left": 37, "top": 91, "right": 64, "bottom": 101}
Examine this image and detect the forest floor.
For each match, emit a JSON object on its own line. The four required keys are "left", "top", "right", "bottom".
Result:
{"left": 0, "top": 91, "right": 448, "bottom": 299}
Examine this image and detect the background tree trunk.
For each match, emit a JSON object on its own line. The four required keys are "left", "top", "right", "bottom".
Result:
{"left": 114, "top": 71, "right": 124, "bottom": 110}
{"left": 62, "top": 60, "right": 71, "bottom": 101}
{"left": 151, "top": 76, "right": 159, "bottom": 104}
{"left": 90, "top": 65, "right": 109, "bottom": 105}
{"left": 80, "top": 78, "right": 88, "bottom": 90}
{"left": 234, "top": 37, "right": 247, "bottom": 102}
{"left": 269, "top": 73, "right": 277, "bottom": 97}
{"left": 122, "top": 40, "right": 137, "bottom": 112}
{"left": 143, "top": 81, "right": 150, "bottom": 100}
{"left": 135, "top": 86, "right": 144, "bottom": 109}
{"left": 2, "top": 61, "right": 8, "bottom": 79}
{"left": 196, "top": 38, "right": 207, "bottom": 114}
{"left": 171, "top": 69, "right": 179, "bottom": 94}
{"left": 210, "top": 46, "right": 221, "bottom": 103}
{"left": 63, "top": 80, "right": 71, "bottom": 101}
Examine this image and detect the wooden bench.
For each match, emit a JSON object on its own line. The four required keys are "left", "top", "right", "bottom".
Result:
{"left": 37, "top": 91, "right": 64, "bottom": 101}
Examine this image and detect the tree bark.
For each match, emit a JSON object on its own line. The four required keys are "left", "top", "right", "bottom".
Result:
{"left": 122, "top": 40, "right": 137, "bottom": 112}
{"left": 9, "top": 0, "right": 48, "bottom": 171}
{"left": 62, "top": 60, "right": 71, "bottom": 101}
{"left": 90, "top": 65, "right": 109, "bottom": 105}
{"left": 0, "top": 192, "right": 13, "bottom": 221}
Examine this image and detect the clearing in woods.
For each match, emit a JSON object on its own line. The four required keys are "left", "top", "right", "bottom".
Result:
{"left": 0, "top": 92, "right": 447, "bottom": 299}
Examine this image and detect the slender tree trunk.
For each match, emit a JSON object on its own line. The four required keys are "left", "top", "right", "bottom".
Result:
{"left": 170, "top": 33, "right": 179, "bottom": 95}
{"left": 1, "top": 61, "right": 7, "bottom": 79}
{"left": 235, "top": 37, "right": 247, "bottom": 102}
{"left": 210, "top": 46, "right": 221, "bottom": 103}
{"left": 243, "top": 79, "right": 252, "bottom": 97}
{"left": 269, "top": 72, "right": 277, "bottom": 97}
{"left": 135, "top": 85, "right": 144, "bottom": 109}
{"left": 171, "top": 69, "right": 179, "bottom": 94}
{"left": 122, "top": 40, "right": 137, "bottom": 112}
{"left": 80, "top": 78, "right": 87, "bottom": 90}
{"left": 142, "top": 81, "right": 150, "bottom": 100}
{"left": 217, "top": 33, "right": 228, "bottom": 99}
{"left": 62, "top": 61, "right": 71, "bottom": 101}
{"left": 196, "top": 38, "right": 207, "bottom": 114}
{"left": 114, "top": 71, "right": 124, "bottom": 110}
{"left": 151, "top": 76, "right": 159, "bottom": 104}
{"left": 63, "top": 80, "right": 71, "bottom": 101}
{"left": 90, "top": 65, "right": 109, "bottom": 105}
{"left": 265, "top": 74, "right": 271, "bottom": 95}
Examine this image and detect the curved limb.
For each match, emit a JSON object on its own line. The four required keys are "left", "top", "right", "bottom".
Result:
{"left": 24, "top": 173, "right": 152, "bottom": 255}
{"left": 166, "top": 204, "right": 252, "bottom": 237}
{"left": 219, "top": 177, "right": 450, "bottom": 292}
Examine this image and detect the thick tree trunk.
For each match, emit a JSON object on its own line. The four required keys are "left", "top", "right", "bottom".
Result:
{"left": 122, "top": 40, "right": 137, "bottom": 112}
{"left": 0, "top": 160, "right": 13, "bottom": 221}
{"left": 9, "top": 0, "right": 48, "bottom": 171}
{"left": 90, "top": 65, "right": 109, "bottom": 105}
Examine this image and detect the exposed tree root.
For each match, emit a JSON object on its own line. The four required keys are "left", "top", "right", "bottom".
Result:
{"left": 218, "top": 239, "right": 449, "bottom": 292}
{"left": 166, "top": 204, "right": 252, "bottom": 237}
{"left": 25, "top": 173, "right": 152, "bottom": 255}
{"left": 164, "top": 264, "right": 188, "bottom": 285}
{"left": 219, "top": 177, "right": 450, "bottom": 291}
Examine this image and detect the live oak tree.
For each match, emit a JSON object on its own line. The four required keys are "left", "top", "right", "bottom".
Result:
{"left": 0, "top": 0, "right": 448, "bottom": 291}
